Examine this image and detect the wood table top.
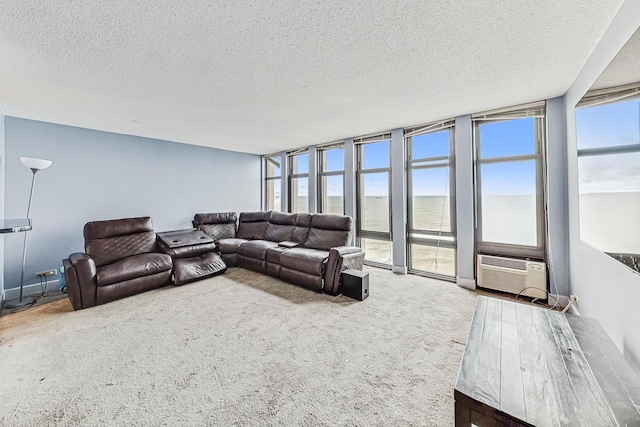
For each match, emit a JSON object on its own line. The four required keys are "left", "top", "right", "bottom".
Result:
{"left": 454, "top": 296, "right": 640, "bottom": 426}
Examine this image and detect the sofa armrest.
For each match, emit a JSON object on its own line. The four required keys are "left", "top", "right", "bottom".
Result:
{"left": 65, "top": 252, "right": 98, "bottom": 310}
{"left": 324, "top": 246, "right": 365, "bottom": 295}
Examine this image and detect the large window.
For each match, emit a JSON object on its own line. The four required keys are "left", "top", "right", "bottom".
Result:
{"left": 318, "top": 145, "right": 345, "bottom": 215}
{"left": 406, "top": 121, "right": 456, "bottom": 278}
{"left": 474, "top": 103, "right": 546, "bottom": 259}
{"left": 576, "top": 85, "right": 640, "bottom": 272}
{"left": 288, "top": 151, "right": 309, "bottom": 213}
{"left": 265, "top": 154, "right": 281, "bottom": 212}
{"left": 356, "top": 134, "right": 392, "bottom": 267}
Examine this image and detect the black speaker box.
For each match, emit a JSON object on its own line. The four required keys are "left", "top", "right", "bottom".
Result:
{"left": 341, "top": 269, "right": 369, "bottom": 301}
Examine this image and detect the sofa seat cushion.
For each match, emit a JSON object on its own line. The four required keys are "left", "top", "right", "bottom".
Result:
{"left": 238, "top": 240, "right": 279, "bottom": 260}
{"left": 96, "top": 253, "right": 173, "bottom": 287}
{"left": 266, "top": 246, "right": 288, "bottom": 263}
{"left": 279, "top": 247, "right": 329, "bottom": 276}
{"left": 217, "top": 238, "right": 247, "bottom": 254}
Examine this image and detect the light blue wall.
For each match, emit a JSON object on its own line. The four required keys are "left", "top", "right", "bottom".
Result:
{"left": 3, "top": 117, "right": 261, "bottom": 291}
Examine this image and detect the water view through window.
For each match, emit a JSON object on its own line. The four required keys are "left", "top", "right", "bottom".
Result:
{"left": 265, "top": 154, "right": 281, "bottom": 211}
{"left": 357, "top": 140, "right": 392, "bottom": 266}
{"left": 577, "top": 94, "right": 640, "bottom": 272}
{"left": 319, "top": 148, "right": 344, "bottom": 215}
{"left": 475, "top": 113, "right": 544, "bottom": 259}
{"left": 407, "top": 127, "right": 456, "bottom": 278}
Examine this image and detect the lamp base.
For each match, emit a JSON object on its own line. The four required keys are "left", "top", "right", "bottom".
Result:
{"left": 4, "top": 296, "right": 37, "bottom": 309}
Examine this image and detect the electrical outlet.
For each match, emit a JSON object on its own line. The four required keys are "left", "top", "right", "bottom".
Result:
{"left": 35, "top": 269, "right": 57, "bottom": 277}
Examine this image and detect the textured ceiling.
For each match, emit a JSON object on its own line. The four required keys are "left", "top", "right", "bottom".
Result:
{"left": 0, "top": 1, "right": 625, "bottom": 154}
{"left": 592, "top": 27, "right": 640, "bottom": 90}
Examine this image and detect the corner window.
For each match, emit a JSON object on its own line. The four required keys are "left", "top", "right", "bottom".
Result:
{"left": 576, "top": 85, "right": 640, "bottom": 272}
{"left": 265, "top": 154, "right": 281, "bottom": 212}
{"left": 473, "top": 103, "right": 546, "bottom": 259}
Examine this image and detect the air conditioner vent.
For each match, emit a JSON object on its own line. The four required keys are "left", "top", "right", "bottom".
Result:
{"left": 480, "top": 255, "right": 527, "bottom": 271}
{"left": 477, "top": 254, "right": 547, "bottom": 299}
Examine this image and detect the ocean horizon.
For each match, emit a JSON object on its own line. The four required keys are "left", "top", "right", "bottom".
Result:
{"left": 272, "top": 191, "right": 640, "bottom": 275}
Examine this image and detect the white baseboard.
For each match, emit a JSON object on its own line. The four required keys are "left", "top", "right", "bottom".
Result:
{"left": 4, "top": 279, "right": 60, "bottom": 300}
{"left": 457, "top": 277, "right": 476, "bottom": 289}
{"left": 392, "top": 266, "right": 407, "bottom": 275}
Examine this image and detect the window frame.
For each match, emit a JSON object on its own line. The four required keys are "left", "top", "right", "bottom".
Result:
{"left": 287, "top": 149, "right": 310, "bottom": 213}
{"left": 405, "top": 121, "right": 457, "bottom": 279}
{"left": 317, "top": 144, "right": 345, "bottom": 215}
{"left": 264, "top": 153, "right": 282, "bottom": 212}
{"left": 576, "top": 84, "right": 640, "bottom": 157}
{"left": 575, "top": 84, "right": 640, "bottom": 268}
{"left": 355, "top": 134, "right": 393, "bottom": 268}
{"left": 473, "top": 102, "right": 547, "bottom": 260}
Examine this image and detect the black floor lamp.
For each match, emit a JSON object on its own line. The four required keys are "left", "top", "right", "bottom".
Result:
{"left": 5, "top": 157, "right": 53, "bottom": 309}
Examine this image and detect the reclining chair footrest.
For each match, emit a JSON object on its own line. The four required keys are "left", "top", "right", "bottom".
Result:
{"left": 173, "top": 252, "right": 227, "bottom": 286}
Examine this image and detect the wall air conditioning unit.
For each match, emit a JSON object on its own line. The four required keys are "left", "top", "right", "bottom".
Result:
{"left": 477, "top": 254, "right": 547, "bottom": 299}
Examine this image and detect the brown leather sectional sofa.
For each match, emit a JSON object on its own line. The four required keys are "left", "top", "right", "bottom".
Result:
{"left": 193, "top": 211, "right": 365, "bottom": 294}
{"left": 63, "top": 212, "right": 365, "bottom": 310}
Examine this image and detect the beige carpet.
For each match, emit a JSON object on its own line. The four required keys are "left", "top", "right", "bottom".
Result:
{"left": 0, "top": 267, "right": 481, "bottom": 426}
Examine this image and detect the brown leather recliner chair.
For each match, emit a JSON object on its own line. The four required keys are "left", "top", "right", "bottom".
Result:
{"left": 192, "top": 212, "right": 242, "bottom": 266}
{"left": 63, "top": 217, "right": 173, "bottom": 310}
{"left": 278, "top": 213, "right": 362, "bottom": 294}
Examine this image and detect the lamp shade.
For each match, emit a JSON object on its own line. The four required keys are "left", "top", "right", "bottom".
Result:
{"left": 20, "top": 157, "right": 53, "bottom": 170}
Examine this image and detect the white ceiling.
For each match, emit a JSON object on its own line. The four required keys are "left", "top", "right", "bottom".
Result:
{"left": 0, "top": 1, "right": 625, "bottom": 155}
{"left": 592, "top": 27, "right": 640, "bottom": 90}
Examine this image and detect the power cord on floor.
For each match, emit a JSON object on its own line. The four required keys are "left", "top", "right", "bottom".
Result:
{"left": 513, "top": 286, "right": 561, "bottom": 311}
{"left": 9, "top": 297, "right": 40, "bottom": 314}
{"left": 5, "top": 276, "right": 51, "bottom": 315}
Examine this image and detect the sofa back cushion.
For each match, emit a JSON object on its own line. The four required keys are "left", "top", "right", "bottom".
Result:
{"left": 292, "top": 213, "right": 312, "bottom": 243}
{"left": 264, "top": 212, "right": 297, "bottom": 242}
{"left": 193, "top": 212, "right": 237, "bottom": 240}
{"left": 84, "top": 217, "right": 158, "bottom": 267}
{"left": 303, "top": 214, "right": 352, "bottom": 250}
{"left": 237, "top": 211, "right": 271, "bottom": 240}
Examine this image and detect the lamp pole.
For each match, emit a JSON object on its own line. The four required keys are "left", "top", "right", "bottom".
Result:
{"left": 4, "top": 158, "right": 52, "bottom": 310}
{"left": 17, "top": 169, "right": 38, "bottom": 303}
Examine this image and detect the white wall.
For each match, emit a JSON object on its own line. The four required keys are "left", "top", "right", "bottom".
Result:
{"left": 564, "top": 1, "right": 640, "bottom": 372}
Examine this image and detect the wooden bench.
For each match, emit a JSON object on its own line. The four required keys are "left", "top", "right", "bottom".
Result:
{"left": 454, "top": 296, "right": 640, "bottom": 426}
